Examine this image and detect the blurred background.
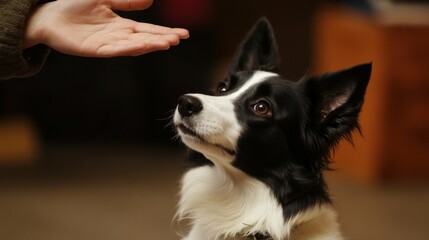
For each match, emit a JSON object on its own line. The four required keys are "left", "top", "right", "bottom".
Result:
{"left": 1, "top": 0, "right": 429, "bottom": 239}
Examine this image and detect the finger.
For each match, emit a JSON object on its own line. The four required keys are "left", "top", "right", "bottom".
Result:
{"left": 104, "top": 40, "right": 170, "bottom": 57}
{"left": 108, "top": 0, "right": 153, "bottom": 11}
{"left": 133, "top": 22, "right": 190, "bottom": 39}
{"left": 156, "top": 34, "right": 180, "bottom": 46}
{"left": 173, "top": 28, "right": 190, "bottom": 39}
{"left": 131, "top": 33, "right": 181, "bottom": 48}
{"left": 96, "top": 34, "right": 180, "bottom": 57}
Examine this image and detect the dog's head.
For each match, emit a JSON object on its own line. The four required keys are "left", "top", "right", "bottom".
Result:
{"left": 174, "top": 18, "right": 371, "bottom": 179}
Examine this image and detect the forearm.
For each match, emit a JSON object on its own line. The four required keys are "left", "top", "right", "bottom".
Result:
{"left": 0, "top": 0, "right": 50, "bottom": 80}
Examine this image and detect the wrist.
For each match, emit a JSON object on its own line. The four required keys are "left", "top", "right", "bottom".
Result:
{"left": 23, "top": 2, "right": 52, "bottom": 49}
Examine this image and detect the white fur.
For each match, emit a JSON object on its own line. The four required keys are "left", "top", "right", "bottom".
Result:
{"left": 177, "top": 165, "right": 343, "bottom": 240}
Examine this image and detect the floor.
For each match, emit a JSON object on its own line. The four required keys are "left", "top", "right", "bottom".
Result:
{"left": 0, "top": 144, "right": 428, "bottom": 240}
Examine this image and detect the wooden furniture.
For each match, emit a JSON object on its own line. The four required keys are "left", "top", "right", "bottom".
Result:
{"left": 313, "top": 7, "right": 429, "bottom": 182}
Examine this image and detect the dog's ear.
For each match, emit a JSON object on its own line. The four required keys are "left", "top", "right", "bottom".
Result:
{"left": 303, "top": 63, "right": 372, "bottom": 140}
{"left": 230, "top": 17, "right": 279, "bottom": 73}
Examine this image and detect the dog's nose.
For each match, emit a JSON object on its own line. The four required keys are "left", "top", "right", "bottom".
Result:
{"left": 178, "top": 95, "right": 203, "bottom": 117}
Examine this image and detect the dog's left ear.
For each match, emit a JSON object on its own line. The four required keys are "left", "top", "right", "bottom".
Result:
{"left": 303, "top": 63, "right": 372, "bottom": 136}
{"left": 230, "top": 17, "right": 280, "bottom": 73}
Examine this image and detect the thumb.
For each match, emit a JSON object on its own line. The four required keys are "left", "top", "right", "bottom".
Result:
{"left": 108, "top": 0, "right": 153, "bottom": 11}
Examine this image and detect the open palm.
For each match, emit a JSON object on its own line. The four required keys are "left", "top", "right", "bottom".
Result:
{"left": 25, "top": 0, "right": 189, "bottom": 57}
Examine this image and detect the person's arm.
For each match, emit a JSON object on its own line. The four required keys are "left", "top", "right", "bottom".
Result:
{"left": 0, "top": 0, "right": 50, "bottom": 80}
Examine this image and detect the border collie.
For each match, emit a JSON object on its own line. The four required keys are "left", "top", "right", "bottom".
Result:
{"left": 173, "top": 18, "right": 371, "bottom": 240}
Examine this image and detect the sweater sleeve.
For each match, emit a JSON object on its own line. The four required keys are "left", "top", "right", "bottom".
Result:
{"left": 0, "top": 0, "right": 50, "bottom": 80}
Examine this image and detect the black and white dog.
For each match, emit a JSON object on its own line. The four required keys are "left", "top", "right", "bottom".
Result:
{"left": 173, "top": 18, "right": 371, "bottom": 240}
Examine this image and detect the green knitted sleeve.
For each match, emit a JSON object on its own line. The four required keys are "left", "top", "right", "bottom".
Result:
{"left": 0, "top": 0, "right": 50, "bottom": 80}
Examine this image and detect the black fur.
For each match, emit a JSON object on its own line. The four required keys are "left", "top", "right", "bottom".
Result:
{"left": 184, "top": 18, "right": 371, "bottom": 222}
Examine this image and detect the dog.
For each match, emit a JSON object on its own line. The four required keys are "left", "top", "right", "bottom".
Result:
{"left": 173, "top": 18, "right": 371, "bottom": 240}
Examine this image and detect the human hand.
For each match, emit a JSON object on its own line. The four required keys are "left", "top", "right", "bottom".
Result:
{"left": 23, "top": 0, "right": 189, "bottom": 57}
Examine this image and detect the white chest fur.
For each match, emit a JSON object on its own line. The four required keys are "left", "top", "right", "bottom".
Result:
{"left": 176, "top": 166, "right": 343, "bottom": 240}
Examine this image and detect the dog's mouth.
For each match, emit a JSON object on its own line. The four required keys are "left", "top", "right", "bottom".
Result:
{"left": 177, "top": 124, "right": 198, "bottom": 138}
{"left": 177, "top": 123, "right": 236, "bottom": 156}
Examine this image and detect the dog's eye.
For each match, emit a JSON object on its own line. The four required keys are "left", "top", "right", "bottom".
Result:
{"left": 253, "top": 100, "right": 272, "bottom": 117}
{"left": 217, "top": 82, "right": 228, "bottom": 95}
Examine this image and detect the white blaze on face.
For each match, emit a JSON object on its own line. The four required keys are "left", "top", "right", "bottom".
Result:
{"left": 174, "top": 71, "right": 278, "bottom": 163}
